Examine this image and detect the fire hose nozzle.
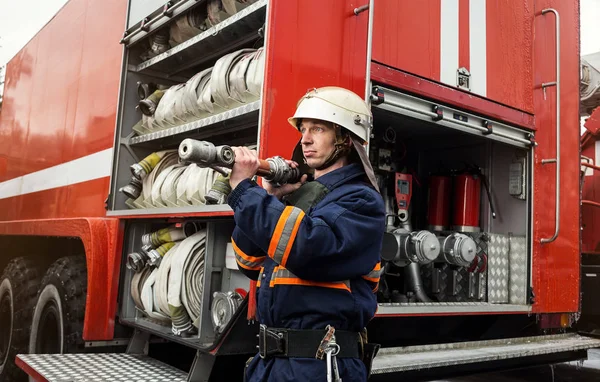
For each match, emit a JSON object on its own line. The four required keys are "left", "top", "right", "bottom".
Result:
{"left": 265, "top": 156, "right": 301, "bottom": 187}
{"left": 126, "top": 251, "right": 148, "bottom": 272}
{"left": 178, "top": 139, "right": 235, "bottom": 167}
{"left": 120, "top": 177, "right": 143, "bottom": 200}
{"left": 178, "top": 139, "right": 302, "bottom": 186}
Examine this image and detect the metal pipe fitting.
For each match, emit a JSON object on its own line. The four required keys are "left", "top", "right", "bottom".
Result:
{"left": 126, "top": 251, "right": 148, "bottom": 273}
{"left": 438, "top": 233, "right": 477, "bottom": 267}
{"left": 382, "top": 228, "right": 440, "bottom": 267}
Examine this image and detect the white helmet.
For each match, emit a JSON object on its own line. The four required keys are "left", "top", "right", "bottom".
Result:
{"left": 288, "top": 87, "right": 372, "bottom": 142}
{"left": 287, "top": 86, "right": 379, "bottom": 192}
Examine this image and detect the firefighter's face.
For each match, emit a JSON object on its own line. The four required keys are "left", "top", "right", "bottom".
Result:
{"left": 299, "top": 119, "right": 337, "bottom": 169}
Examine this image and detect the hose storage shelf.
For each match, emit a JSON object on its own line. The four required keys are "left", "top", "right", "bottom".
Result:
{"left": 130, "top": 100, "right": 260, "bottom": 145}
{"left": 119, "top": 220, "right": 244, "bottom": 350}
{"left": 133, "top": 0, "right": 267, "bottom": 77}
{"left": 120, "top": 317, "right": 209, "bottom": 349}
{"left": 107, "top": 205, "right": 233, "bottom": 218}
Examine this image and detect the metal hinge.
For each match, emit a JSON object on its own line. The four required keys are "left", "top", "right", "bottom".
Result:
{"left": 457, "top": 67, "right": 471, "bottom": 91}
{"left": 528, "top": 286, "right": 536, "bottom": 304}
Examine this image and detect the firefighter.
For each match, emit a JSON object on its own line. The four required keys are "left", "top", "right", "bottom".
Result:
{"left": 228, "top": 86, "right": 385, "bottom": 382}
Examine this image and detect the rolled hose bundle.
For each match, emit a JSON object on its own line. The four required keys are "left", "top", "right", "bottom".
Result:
{"left": 130, "top": 228, "right": 209, "bottom": 334}
{"left": 124, "top": 150, "right": 220, "bottom": 209}
{"left": 167, "top": 230, "right": 207, "bottom": 335}
{"left": 135, "top": 46, "right": 265, "bottom": 135}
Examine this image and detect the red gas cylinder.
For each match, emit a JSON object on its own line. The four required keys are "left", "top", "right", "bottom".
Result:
{"left": 452, "top": 174, "right": 481, "bottom": 232}
{"left": 427, "top": 175, "right": 452, "bottom": 231}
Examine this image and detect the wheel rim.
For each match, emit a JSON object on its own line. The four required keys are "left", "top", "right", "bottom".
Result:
{"left": 0, "top": 291, "right": 12, "bottom": 364}
{"left": 36, "top": 301, "right": 61, "bottom": 354}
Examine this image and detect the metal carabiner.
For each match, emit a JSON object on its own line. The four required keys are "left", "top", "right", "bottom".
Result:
{"left": 325, "top": 342, "right": 341, "bottom": 382}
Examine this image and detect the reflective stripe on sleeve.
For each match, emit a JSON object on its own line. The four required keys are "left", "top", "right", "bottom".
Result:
{"left": 268, "top": 206, "right": 305, "bottom": 267}
{"left": 362, "top": 262, "right": 383, "bottom": 283}
{"left": 232, "top": 239, "right": 264, "bottom": 270}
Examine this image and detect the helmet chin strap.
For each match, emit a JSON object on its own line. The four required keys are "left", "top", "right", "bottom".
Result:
{"left": 314, "top": 125, "right": 351, "bottom": 171}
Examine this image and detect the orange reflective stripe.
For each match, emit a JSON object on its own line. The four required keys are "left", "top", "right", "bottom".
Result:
{"left": 269, "top": 266, "right": 281, "bottom": 287}
{"left": 271, "top": 266, "right": 351, "bottom": 292}
{"left": 236, "top": 257, "right": 261, "bottom": 271}
{"left": 232, "top": 239, "right": 263, "bottom": 263}
{"left": 362, "top": 262, "right": 383, "bottom": 283}
{"left": 268, "top": 207, "right": 294, "bottom": 259}
{"left": 362, "top": 276, "right": 379, "bottom": 283}
{"left": 257, "top": 267, "right": 264, "bottom": 287}
{"left": 280, "top": 209, "right": 305, "bottom": 267}
{"left": 272, "top": 277, "right": 351, "bottom": 293}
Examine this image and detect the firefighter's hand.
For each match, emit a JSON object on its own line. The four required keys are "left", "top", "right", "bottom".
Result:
{"left": 263, "top": 160, "right": 308, "bottom": 200}
{"left": 230, "top": 146, "right": 261, "bottom": 190}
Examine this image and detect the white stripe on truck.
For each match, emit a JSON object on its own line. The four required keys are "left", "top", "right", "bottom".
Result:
{"left": 0, "top": 148, "right": 113, "bottom": 199}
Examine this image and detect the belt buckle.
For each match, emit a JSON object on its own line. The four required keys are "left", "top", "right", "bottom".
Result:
{"left": 259, "top": 324, "right": 268, "bottom": 359}
{"left": 258, "top": 325, "right": 286, "bottom": 359}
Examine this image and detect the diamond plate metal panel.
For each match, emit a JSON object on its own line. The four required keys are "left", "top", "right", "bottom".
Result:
{"left": 509, "top": 235, "right": 528, "bottom": 305}
{"left": 372, "top": 333, "right": 600, "bottom": 374}
{"left": 488, "top": 234, "right": 509, "bottom": 303}
{"left": 17, "top": 353, "right": 187, "bottom": 382}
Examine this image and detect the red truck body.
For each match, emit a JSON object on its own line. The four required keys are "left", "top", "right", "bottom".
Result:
{"left": 0, "top": 0, "right": 591, "bottom": 380}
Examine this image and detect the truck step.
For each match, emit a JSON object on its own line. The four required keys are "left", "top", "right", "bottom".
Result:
{"left": 16, "top": 353, "right": 187, "bottom": 382}
{"left": 372, "top": 333, "right": 600, "bottom": 375}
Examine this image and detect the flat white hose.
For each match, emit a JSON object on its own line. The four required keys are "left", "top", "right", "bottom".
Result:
{"left": 246, "top": 47, "right": 265, "bottom": 97}
{"left": 141, "top": 268, "right": 170, "bottom": 322}
{"left": 176, "top": 164, "right": 198, "bottom": 206}
{"left": 181, "top": 243, "right": 205, "bottom": 327}
{"left": 168, "top": 230, "right": 207, "bottom": 335}
{"left": 229, "top": 51, "right": 256, "bottom": 103}
{"left": 155, "top": 243, "right": 180, "bottom": 316}
{"left": 151, "top": 165, "right": 180, "bottom": 207}
{"left": 160, "top": 165, "right": 187, "bottom": 207}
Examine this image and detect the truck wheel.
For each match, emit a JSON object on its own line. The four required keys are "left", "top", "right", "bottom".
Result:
{"left": 0, "top": 257, "right": 42, "bottom": 382}
{"left": 29, "top": 256, "right": 87, "bottom": 355}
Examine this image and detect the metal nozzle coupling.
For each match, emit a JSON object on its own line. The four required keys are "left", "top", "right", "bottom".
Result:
{"left": 439, "top": 233, "right": 477, "bottom": 267}
{"left": 126, "top": 251, "right": 149, "bottom": 272}
{"left": 383, "top": 228, "right": 440, "bottom": 267}
{"left": 138, "top": 89, "right": 165, "bottom": 116}
{"left": 205, "top": 173, "right": 231, "bottom": 205}
{"left": 137, "top": 82, "right": 157, "bottom": 100}
{"left": 178, "top": 139, "right": 235, "bottom": 167}
{"left": 120, "top": 177, "right": 143, "bottom": 199}
{"left": 141, "top": 233, "right": 153, "bottom": 248}
{"left": 130, "top": 163, "right": 147, "bottom": 181}
{"left": 146, "top": 248, "right": 162, "bottom": 267}
{"left": 265, "top": 156, "right": 301, "bottom": 186}
{"left": 406, "top": 230, "right": 440, "bottom": 264}
{"left": 146, "top": 242, "right": 176, "bottom": 268}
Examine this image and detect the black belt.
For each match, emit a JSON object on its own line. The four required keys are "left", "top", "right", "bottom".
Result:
{"left": 258, "top": 325, "right": 361, "bottom": 359}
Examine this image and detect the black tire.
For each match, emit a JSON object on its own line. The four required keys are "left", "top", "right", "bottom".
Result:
{"left": 28, "top": 256, "right": 87, "bottom": 356}
{"left": 0, "top": 257, "right": 42, "bottom": 382}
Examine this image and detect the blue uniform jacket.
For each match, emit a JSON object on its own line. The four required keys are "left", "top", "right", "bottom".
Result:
{"left": 228, "top": 163, "right": 385, "bottom": 382}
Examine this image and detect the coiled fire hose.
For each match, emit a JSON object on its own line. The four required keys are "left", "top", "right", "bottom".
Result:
{"left": 135, "top": 46, "right": 265, "bottom": 135}
{"left": 121, "top": 150, "right": 220, "bottom": 209}
{"left": 130, "top": 226, "right": 208, "bottom": 335}
{"left": 155, "top": 244, "right": 178, "bottom": 316}
{"left": 127, "top": 223, "right": 200, "bottom": 271}
{"left": 167, "top": 230, "right": 207, "bottom": 335}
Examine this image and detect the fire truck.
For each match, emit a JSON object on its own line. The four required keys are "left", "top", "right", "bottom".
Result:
{"left": 1, "top": 0, "right": 598, "bottom": 381}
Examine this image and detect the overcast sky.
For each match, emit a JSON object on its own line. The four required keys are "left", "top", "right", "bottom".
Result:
{"left": 0, "top": 0, "right": 599, "bottom": 65}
